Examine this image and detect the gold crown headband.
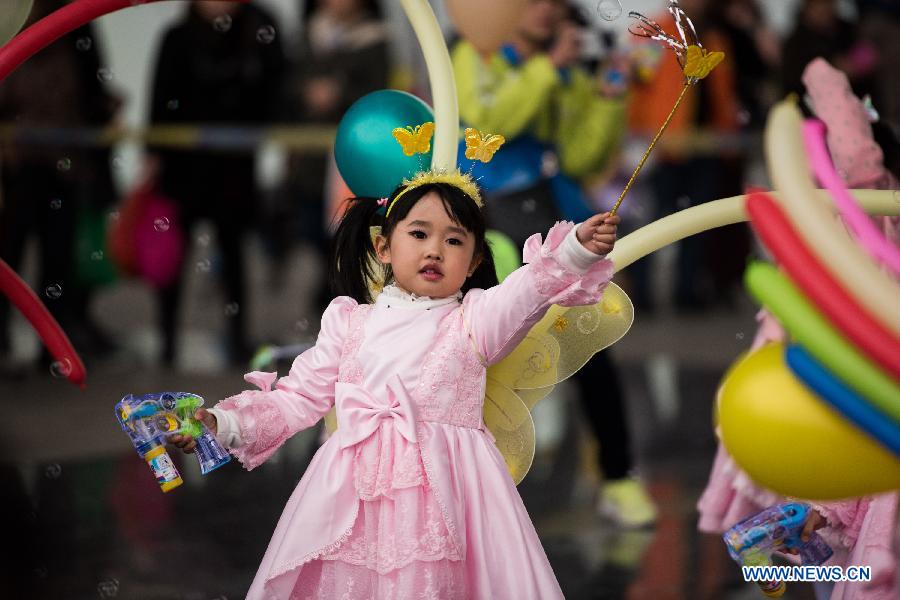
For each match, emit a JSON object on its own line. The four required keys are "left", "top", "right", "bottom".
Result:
{"left": 385, "top": 123, "right": 505, "bottom": 218}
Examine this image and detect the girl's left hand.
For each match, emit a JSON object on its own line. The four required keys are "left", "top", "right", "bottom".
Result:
{"left": 577, "top": 212, "right": 620, "bottom": 256}
{"left": 780, "top": 508, "right": 827, "bottom": 556}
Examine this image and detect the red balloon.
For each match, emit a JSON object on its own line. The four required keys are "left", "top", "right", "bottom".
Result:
{"left": 747, "top": 191, "right": 900, "bottom": 380}
{"left": 0, "top": 259, "right": 85, "bottom": 386}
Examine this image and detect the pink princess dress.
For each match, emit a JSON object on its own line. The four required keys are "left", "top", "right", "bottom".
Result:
{"left": 207, "top": 221, "right": 614, "bottom": 599}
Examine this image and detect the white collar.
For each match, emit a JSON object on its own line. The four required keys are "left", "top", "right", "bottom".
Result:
{"left": 375, "top": 284, "right": 462, "bottom": 310}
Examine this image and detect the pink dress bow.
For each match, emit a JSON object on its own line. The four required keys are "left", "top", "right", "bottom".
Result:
{"left": 335, "top": 376, "right": 417, "bottom": 448}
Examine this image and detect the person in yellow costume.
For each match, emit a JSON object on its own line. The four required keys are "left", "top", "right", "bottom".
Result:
{"left": 452, "top": 0, "right": 657, "bottom": 528}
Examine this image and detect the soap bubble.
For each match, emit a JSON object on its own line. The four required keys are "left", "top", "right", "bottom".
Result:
{"left": 96, "top": 67, "right": 113, "bottom": 82}
{"left": 45, "top": 283, "right": 63, "bottom": 299}
{"left": 153, "top": 217, "right": 170, "bottom": 232}
{"left": 56, "top": 158, "right": 71, "bottom": 171}
{"left": 256, "top": 25, "right": 276, "bottom": 44}
{"left": 75, "top": 36, "right": 92, "bottom": 52}
{"left": 97, "top": 578, "right": 120, "bottom": 598}
{"left": 596, "top": 0, "right": 623, "bottom": 21}
{"left": 50, "top": 358, "right": 72, "bottom": 378}
{"left": 213, "top": 14, "right": 232, "bottom": 32}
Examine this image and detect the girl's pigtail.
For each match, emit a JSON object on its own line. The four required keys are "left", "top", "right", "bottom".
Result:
{"left": 329, "top": 197, "right": 383, "bottom": 304}
{"left": 463, "top": 238, "right": 499, "bottom": 293}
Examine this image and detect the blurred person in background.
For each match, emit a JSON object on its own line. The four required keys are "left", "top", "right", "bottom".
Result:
{"left": 453, "top": 0, "right": 657, "bottom": 528}
{"left": 0, "top": 0, "right": 120, "bottom": 370}
{"left": 710, "top": 0, "right": 780, "bottom": 131}
{"left": 268, "top": 0, "right": 389, "bottom": 310}
{"left": 148, "top": 0, "right": 285, "bottom": 367}
{"left": 781, "top": 0, "right": 876, "bottom": 100}
{"left": 858, "top": 0, "right": 900, "bottom": 127}
{"left": 626, "top": 0, "right": 742, "bottom": 312}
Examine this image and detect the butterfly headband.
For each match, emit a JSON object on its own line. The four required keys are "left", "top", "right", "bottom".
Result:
{"left": 386, "top": 122, "right": 505, "bottom": 218}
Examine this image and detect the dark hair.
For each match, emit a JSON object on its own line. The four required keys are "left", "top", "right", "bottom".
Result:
{"left": 873, "top": 121, "right": 900, "bottom": 181}
{"left": 330, "top": 182, "right": 498, "bottom": 303}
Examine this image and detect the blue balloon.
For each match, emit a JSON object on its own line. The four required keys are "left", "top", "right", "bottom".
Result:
{"left": 335, "top": 90, "right": 434, "bottom": 198}
{"left": 786, "top": 345, "right": 900, "bottom": 456}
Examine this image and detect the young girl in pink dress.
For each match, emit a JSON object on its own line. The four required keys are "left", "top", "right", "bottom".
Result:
{"left": 170, "top": 171, "right": 620, "bottom": 599}
{"left": 698, "top": 58, "right": 899, "bottom": 600}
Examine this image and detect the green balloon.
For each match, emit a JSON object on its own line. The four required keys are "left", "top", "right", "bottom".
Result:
{"left": 334, "top": 90, "right": 434, "bottom": 199}
{"left": 486, "top": 229, "right": 521, "bottom": 283}
{"left": 745, "top": 261, "right": 900, "bottom": 421}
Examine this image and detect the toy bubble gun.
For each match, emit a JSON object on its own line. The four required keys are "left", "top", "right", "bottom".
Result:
{"left": 723, "top": 502, "right": 833, "bottom": 597}
{"left": 115, "top": 392, "right": 230, "bottom": 492}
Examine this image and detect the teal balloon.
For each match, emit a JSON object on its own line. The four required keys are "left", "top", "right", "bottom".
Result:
{"left": 334, "top": 90, "right": 435, "bottom": 198}
{"left": 486, "top": 229, "right": 521, "bottom": 283}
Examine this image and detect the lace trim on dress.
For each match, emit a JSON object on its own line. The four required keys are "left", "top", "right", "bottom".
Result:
{"left": 320, "top": 487, "right": 462, "bottom": 573}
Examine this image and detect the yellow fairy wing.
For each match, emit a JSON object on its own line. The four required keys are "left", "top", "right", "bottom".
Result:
{"left": 488, "top": 332, "right": 561, "bottom": 408}
{"left": 484, "top": 376, "right": 536, "bottom": 485}
{"left": 415, "top": 122, "right": 435, "bottom": 154}
{"left": 324, "top": 406, "right": 337, "bottom": 434}
{"left": 483, "top": 282, "right": 633, "bottom": 483}
{"left": 393, "top": 127, "right": 417, "bottom": 156}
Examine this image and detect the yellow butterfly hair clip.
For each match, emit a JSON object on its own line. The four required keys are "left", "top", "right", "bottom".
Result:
{"left": 683, "top": 44, "right": 724, "bottom": 80}
{"left": 464, "top": 127, "right": 505, "bottom": 163}
{"left": 392, "top": 121, "right": 435, "bottom": 156}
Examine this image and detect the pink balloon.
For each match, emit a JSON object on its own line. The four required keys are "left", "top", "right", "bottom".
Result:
{"left": 803, "top": 119, "right": 900, "bottom": 277}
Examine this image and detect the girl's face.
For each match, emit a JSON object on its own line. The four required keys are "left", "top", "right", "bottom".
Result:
{"left": 375, "top": 192, "right": 481, "bottom": 299}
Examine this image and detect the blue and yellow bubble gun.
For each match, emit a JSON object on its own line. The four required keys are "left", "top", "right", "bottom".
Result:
{"left": 115, "top": 392, "right": 230, "bottom": 492}
{"left": 723, "top": 502, "right": 833, "bottom": 597}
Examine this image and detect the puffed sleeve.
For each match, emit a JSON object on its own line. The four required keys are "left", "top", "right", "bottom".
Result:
{"left": 463, "top": 221, "right": 613, "bottom": 365}
{"left": 211, "top": 296, "right": 357, "bottom": 470}
{"left": 810, "top": 497, "right": 872, "bottom": 550}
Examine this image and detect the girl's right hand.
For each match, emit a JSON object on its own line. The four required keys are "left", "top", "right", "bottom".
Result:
{"left": 168, "top": 409, "right": 217, "bottom": 454}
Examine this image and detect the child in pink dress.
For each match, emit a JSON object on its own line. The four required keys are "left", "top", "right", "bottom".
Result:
{"left": 170, "top": 173, "right": 621, "bottom": 599}
{"left": 698, "top": 58, "right": 899, "bottom": 600}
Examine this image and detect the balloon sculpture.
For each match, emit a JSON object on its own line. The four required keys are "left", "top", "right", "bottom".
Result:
{"left": 718, "top": 102, "right": 900, "bottom": 499}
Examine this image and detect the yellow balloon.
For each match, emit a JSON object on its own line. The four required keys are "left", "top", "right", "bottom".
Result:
{"left": 445, "top": 0, "right": 527, "bottom": 57}
{"left": 719, "top": 344, "right": 900, "bottom": 500}
{"left": 0, "top": 0, "right": 32, "bottom": 46}
{"left": 607, "top": 190, "right": 900, "bottom": 272}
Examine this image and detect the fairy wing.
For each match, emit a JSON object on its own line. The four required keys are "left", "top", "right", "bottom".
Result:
{"left": 484, "top": 377, "right": 536, "bottom": 484}
{"left": 484, "top": 282, "right": 634, "bottom": 481}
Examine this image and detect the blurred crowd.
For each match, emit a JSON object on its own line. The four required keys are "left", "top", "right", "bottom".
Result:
{"left": 0, "top": 0, "right": 898, "bottom": 373}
